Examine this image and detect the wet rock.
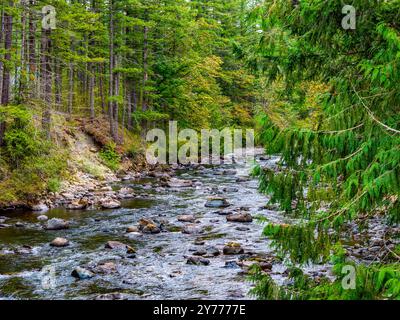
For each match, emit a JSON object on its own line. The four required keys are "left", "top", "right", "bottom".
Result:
{"left": 223, "top": 242, "right": 244, "bottom": 255}
{"left": 105, "top": 241, "right": 135, "bottom": 253}
{"left": 192, "top": 248, "right": 207, "bottom": 256}
{"left": 182, "top": 224, "right": 204, "bottom": 235}
{"left": 205, "top": 197, "right": 230, "bottom": 208}
{"left": 95, "top": 262, "right": 117, "bottom": 274}
{"left": 165, "top": 178, "right": 193, "bottom": 188}
{"left": 66, "top": 199, "right": 88, "bottom": 210}
{"left": 235, "top": 176, "right": 249, "bottom": 183}
{"left": 15, "top": 222, "right": 25, "bottom": 228}
{"left": 224, "top": 260, "right": 240, "bottom": 268}
{"left": 236, "top": 226, "right": 250, "bottom": 231}
{"left": 186, "top": 256, "right": 210, "bottom": 266}
{"left": 30, "top": 203, "right": 49, "bottom": 212}
{"left": 45, "top": 218, "right": 69, "bottom": 230}
{"left": 259, "top": 156, "right": 271, "bottom": 161}
{"left": 177, "top": 215, "right": 196, "bottom": 223}
{"left": 222, "top": 169, "right": 237, "bottom": 176}
{"left": 194, "top": 239, "right": 205, "bottom": 245}
{"left": 118, "top": 187, "right": 135, "bottom": 199}
{"left": 126, "top": 226, "right": 139, "bottom": 233}
{"left": 71, "top": 267, "right": 94, "bottom": 280}
{"left": 37, "top": 215, "right": 48, "bottom": 221}
{"left": 227, "top": 213, "right": 253, "bottom": 223}
{"left": 205, "top": 246, "right": 220, "bottom": 257}
{"left": 214, "top": 209, "right": 233, "bottom": 215}
{"left": 16, "top": 245, "right": 33, "bottom": 255}
{"left": 138, "top": 219, "right": 161, "bottom": 234}
{"left": 0, "top": 224, "right": 11, "bottom": 229}
{"left": 50, "top": 237, "right": 70, "bottom": 247}
{"left": 222, "top": 187, "right": 239, "bottom": 193}
{"left": 260, "top": 262, "right": 273, "bottom": 271}
{"left": 100, "top": 199, "right": 121, "bottom": 209}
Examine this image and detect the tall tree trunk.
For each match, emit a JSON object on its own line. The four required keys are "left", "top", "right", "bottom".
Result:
{"left": 99, "top": 64, "right": 106, "bottom": 114}
{"left": 0, "top": 8, "right": 5, "bottom": 99}
{"left": 142, "top": 23, "right": 149, "bottom": 111}
{"left": 0, "top": 1, "right": 13, "bottom": 145}
{"left": 18, "top": 0, "right": 28, "bottom": 103}
{"left": 28, "top": 0, "right": 37, "bottom": 98}
{"left": 108, "top": 0, "right": 115, "bottom": 140}
{"left": 89, "top": 63, "right": 95, "bottom": 121}
{"left": 41, "top": 28, "right": 52, "bottom": 139}
{"left": 68, "top": 62, "right": 74, "bottom": 119}
{"left": 55, "top": 63, "right": 62, "bottom": 108}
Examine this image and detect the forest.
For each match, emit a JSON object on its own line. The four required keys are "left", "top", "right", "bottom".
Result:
{"left": 0, "top": 0, "right": 400, "bottom": 301}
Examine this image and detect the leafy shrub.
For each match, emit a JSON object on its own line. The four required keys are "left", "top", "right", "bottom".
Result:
{"left": 99, "top": 143, "right": 121, "bottom": 171}
{"left": 47, "top": 178, "right": 61, "bottom": 193}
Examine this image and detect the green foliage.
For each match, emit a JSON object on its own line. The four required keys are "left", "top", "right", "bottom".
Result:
{"left": 99, "top": 143, "right": 121, "bottom": 171}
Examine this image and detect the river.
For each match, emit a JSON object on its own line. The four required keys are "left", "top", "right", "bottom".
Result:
{"left": 0, "top": 149, "right": 314, "bottom": 300}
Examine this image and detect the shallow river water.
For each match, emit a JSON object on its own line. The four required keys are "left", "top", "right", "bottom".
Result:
{"left": 0, "top": 150, "right": 303, "bottom": 300}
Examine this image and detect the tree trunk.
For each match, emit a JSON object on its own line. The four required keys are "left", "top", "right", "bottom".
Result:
{"left": 109, "top": 0, "right": 116, "bottom": 140}
{"left": 89, "top": 63, "right": 95, "bottom": 121}
{"left": 99, "top": 64, "right": 106, "bottom": 114}
{"left": 0, "top": 1, "right": 13, "bottom": 146}
{"left": 41, "top": 28, "right": 52, "bottom": 139}
{"left": 28, "top": 0, "right": 37, "bottom": 98}
{"left": 68, "top": 62, "right": 74, "bottom": 119}
{"left": 55, "top": 63, "right": 62, "bottom": 109}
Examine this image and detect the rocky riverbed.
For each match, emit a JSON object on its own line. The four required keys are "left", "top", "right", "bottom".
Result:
{"left": 0, "top": 149, "right": 398, "bottom": 300}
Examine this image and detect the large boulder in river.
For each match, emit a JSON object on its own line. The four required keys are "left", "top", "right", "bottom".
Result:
{"left": 138, "top": 219, "right": 161, "bottom": 234}
{"left": 45, "top": 218, "right": 69, "bottom": 230}
{"left": 50, "top": 237, "right": 70, "bottom": 247}
{"left": 71, "top": 266, "right": 94, "bottom": 280}
{"left": 226, "top": 213, "right": 253, "bottom": 223}
{"left": 182, "top": 224, "right": 204, "bottom": 235}
{"left": 223, "top": 242, "right": 244, "bottom": 255}
{"left": 205, "top": 197, "right": 230, "bottom": 208}
{"left": 66, "top": 199, "right": 88, "bottom": 210}
{"left": 30, "top": 203, "right": 49, "bottom": 212}
{"left": 105, "top": 241, "right": 135, "bottom": 253}
{"left": 186, "top": 256, "right": 210, "bottom": 266}
{"left": 164, "top": 178, "right": 193, "bottom": 188}
{"left": 100, "top": 198, "right": 121, "bottom": 209}
{"left": 177, "top": 215, "right": 196, "bottom": 223}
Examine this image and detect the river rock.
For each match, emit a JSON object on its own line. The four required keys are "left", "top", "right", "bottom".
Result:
{"left": 222, "top": 187, "right": 239, "bottom": 193}
{"left": 192, "top": 248, "right": 207, "bottom": 256}
{"left": 100, "top": 199, "right": 121, "bottom": 209}
{"left": 71, "top": 267, "right": 94, "bottom": 280}
{"left": 222, "top": 169, "right": 237, "bottom": 176}
{"left": 30, "top": 203, "right": 49, "bottom": 212}
{"left": 205, "top": 197, "right": 230, "bottom": 208}
{"left": 223, "top": 242, "right": 244, "bottom": 255}
{"left": 226, "top": 213, "right": 253, "bottom": 223}
{"left": 45, "top": 218, "right": 69, "bottom": 230}
{"left": 118, "top": 187, "right": 135, "bottom": 199}
{"left": 260, "top": 262, "right": 273, "bottom": 271}
{"left": 182, "top": 224, "right": 204, "bottom": 235}
{"left": 165, "top": 178, "right": 193, "bottom": 188}
{"left": 0, "top": 224, "right": 10, "bottom": 229}
{"left": 105, "top": 241, "right": 135, "bottom": 253}
{"left": 50, "top": 237, "right": 70, "bottom": 247}
{"left": 186, "top": 256, "right": 210, "bottom": 266}
{"left": 205, "top": 246, "right": 220, "bottom": 257}
{"left": 37, "top": 215, "right": 48, "bottom": 221}
{"left": 126, "top": 226, "right": 139, "bottom": 233}
{"left": 138, "top": 219, "right": 161, "bottom": 234}
{"left": 177, "top": 215, "right": 196, "bottom": 223}
{"left": 95, "top": 262, "right": 117, "bottom": 274}
{"left": 66, "top": 199, "right": 88, "bottom": 210}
